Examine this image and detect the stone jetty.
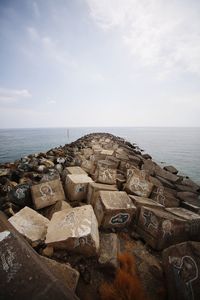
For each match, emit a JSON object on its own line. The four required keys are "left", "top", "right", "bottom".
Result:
{"left": 0, "top": 132, "right": 200, "bottom": 300}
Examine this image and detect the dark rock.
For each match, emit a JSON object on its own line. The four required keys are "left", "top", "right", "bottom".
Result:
{"left": 8, "top": 184, "right": 32, "bottom": 208}
{"left": 163, "top": 165, "right": 178, "bottom": 174}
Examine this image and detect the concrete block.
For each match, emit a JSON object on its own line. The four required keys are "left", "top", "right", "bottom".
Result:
{"left": 9, "top": 206, "right": 49, "bottom": 247}
{"left": 45, "top": 205, "right": 99, "bottom": 256}
{"left": 65, "top": 174, "right": 93, "bottom": 202}
{"left": 98, "top": 233, "right": 119, "bottom": 269}
{"left": 87, "top": 182, "right": 118, "bottom": 205}
{"left": 94, "top": 191, "right": 136, "bottom": 228}
{"left": 124, "top": 167, "right": 154, "bottom": 197}
{"left": 39, "top": 201, "right": 72, "bottom": 220}
{"left": 31, "top": 179, "right": 66, "bottom": 210}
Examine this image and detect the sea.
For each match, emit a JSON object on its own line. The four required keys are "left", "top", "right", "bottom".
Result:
{"left": 0, "top": 127, "right": 199, "bottom": 184}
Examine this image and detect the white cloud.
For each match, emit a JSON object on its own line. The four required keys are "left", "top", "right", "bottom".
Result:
{"left": 47, "top": 99, "right": 56, "bottom": 104}
{"left": 86, "top": 0, "right": 200, "bottom": 74}
{"left": 26, "top": 27, "right": 77, "bottom": 68}
{"left": 0, "top": 88, "right": 32, "bottom": 102}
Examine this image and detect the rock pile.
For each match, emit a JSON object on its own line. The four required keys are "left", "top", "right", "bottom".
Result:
{"left": 0, "top": 132, "right": 200, "bottom": 299}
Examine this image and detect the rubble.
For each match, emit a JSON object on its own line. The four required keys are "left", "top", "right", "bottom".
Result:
{"left": 0, "top": 132, "right": 200, "bottom": 299}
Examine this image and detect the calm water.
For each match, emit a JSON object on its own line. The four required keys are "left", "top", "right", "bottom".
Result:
{"left": 0, "top": 127, "right": 199, "bottom": 184}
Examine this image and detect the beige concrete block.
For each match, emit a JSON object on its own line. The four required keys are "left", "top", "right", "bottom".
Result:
{"left": 87, "top": 182, "right": 118, "bottom": 205}
{"left": 31, "top": 179, "right": 66, "bottom": 210}
{"left": 9, "top": 206, "right": 49, "bottom": 246}
{"left": 45, "top": 205, "right": 99, "bottom": 256}
{"left": 124, "top": 167, "right": 154, "bottom": 197}
{"left": 65, "top": 166, "right": 87, "bottom": 175}
{"left": 65, "top": 174, "right": 93, "bottom": 202}
{"left": 94, "top": 191, "right": 136, "bottom": 228}
{"left": 39, "top": 201, "right": 72, "bottom": 220}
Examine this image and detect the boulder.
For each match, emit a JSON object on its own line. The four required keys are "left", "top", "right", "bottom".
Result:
{"left": 124, "top": 167, "right": 154, "bottom": 198}
{"left": 87, "top": 182, "right": 118, "bottom": 205}
{"left": 8, "top": 183, "right": 32, "bottom": 208}
{"left": 65, "top": 174, "right": 93, "bottom": 202}
{"left": 162, "top": 241, "right": 200, "bottom": 300}
{"left": 41, "top": 257, "right": 80, "bottom": 292}
{"left": 181, "top": 178, "right": 200, "bottom": 192}
{"left": 98, "top": 233, "right": 119, "bottom": 269}
{"left": 177, "top": 191, "right": 200, "bottom": 203}
{"left": 9, "top": 206, "right": 49, "bottom": 247}
{"left": 136, "top": 206, "right": 190, "bottom": 250}
{"left": 95, "top": 161, "right": 117, "bottom": 185}
{"left": 93, "top": 191, "right": 136, "bottom": 228}
{"left": 45, "top": 205, "right": 99, "bottom": 256}
{"left": 31, "top": 179, "right": 66, "bottom": 210}
{"left": 0, "top": 212, "right": 78, "bottom": 300}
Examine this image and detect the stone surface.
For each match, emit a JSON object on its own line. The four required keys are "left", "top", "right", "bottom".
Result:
{"left": 177, "top": 191, "right": 200, "bottom": 203}
{"left": 45, "top": 205, "right": 99, "bottom": 256}
{"left": 154, "top": 166, "right": 180, "bottom": 183}
{"left": 31, "top": 179, "right": 66, "bottom": 210}
{"left": 65, "top": 174, "right": 93, "bottom": 202}
{"left": 87, "top": 182, "right": 118, "bottom": 205}
{"left": 98, "top": 233, "right": 119, "bottom": 269}
{"left": 0, "top": 212, "right": 78, "bottom": 300}
{"left": 166, "top": 207, "right": 200, "bottom": 241}
{"left": 95, "top": 164, "right": 117, "bottom": 185}
{"left": 162, "top": 241, "right": 200, "bottom": 300}
{"left": 41, "top": 256, "right": 80, "bottom": 291}
{"left": 163, "top": 165, "right": 178, "bottom": 174}
{"left": 136, "top": 206, "right": 189, "bottom": 250}
{"left": 9, "top": 206, "right": 49, "bottom": 246}
{"left": 8, "top": 183, "right": 32, "bottom": 208}
{"left": 65, "top": 166, "right": 87, "bottom": 176}
{"left": 124, "top": 167, "right": 154, "bottom": 197}
{"left": 39, "top": 200, "right": 72, "bottom": 220}
{"left": 93, "top": 191, "right": 136, "bottom": 228}
{"left": 150, "top": 186, "right": 180, "bottom": 207}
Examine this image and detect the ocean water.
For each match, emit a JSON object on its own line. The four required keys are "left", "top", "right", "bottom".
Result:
{"left": 0, "top": 127, "right": 199, "bottom": 184}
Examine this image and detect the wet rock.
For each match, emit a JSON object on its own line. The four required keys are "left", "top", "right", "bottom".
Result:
{"left": 98, "top": 233, "right": 119, "bottom": 269}
{"left": 87, "top": 182, "right": 118, "bottom": 205}
{"left": 65, "top": 174, "right": 93, "bottom": 202}
{"left": 163, "top": 165, "right": 178, "bottom": 174}
{"left": 135, "top": 206, "right": 190, "bottom": 250}
{"left": 31, "top": 179, "right": 66, "bottom": 210}
{"left": 45, "top": 205, "right": 99, "bottom": 256}
{"left": 124, "top": 167, "right": 154, "bottom": 198}
{"left": 39, "top": 200, "right": 71, "bottom": 220}
{"left": 93, "top": 191, "right": 136, "bottom": 228}
{"left": 8, "top": 183, "right": 32, "bottom": 208}
{"left": 9, "top": 206, "right": 49, "bottom": 247}
{"left": 150, "top": 186, "right": 180, "bottom": 207}
{"left": 41, "top": 256, "right": 80, "bottom": 292}
{"left": 162, "top": 241, "right": 200, "bottom": 300}
{"left": 0, "top": 212, "right": 78, "bottom": 300}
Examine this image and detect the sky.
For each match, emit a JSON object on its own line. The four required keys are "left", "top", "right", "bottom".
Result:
{"left": 0, "top": 0, "right": 200, "bottom": 128}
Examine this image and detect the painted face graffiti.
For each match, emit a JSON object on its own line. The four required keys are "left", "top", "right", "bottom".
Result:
{"left": 40, "top": 184, "right": 54, "bottom": 198}
{"left": 110, "top": 213, "right": 130, "bottom": 225}
{"left": 162, "top": 220, "right": 172, "bottom": 238}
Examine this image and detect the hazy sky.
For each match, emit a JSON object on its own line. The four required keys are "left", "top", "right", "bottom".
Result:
{"left": 0, "top": 0, "right": 200, "bottom": 128}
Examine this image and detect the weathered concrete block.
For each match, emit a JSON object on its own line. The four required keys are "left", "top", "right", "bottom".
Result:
{"left": 163, "top": 165, "right": 178, "bottom": 174}
{"left": 81, "top": 159, "right": 96, "bottom": 175}
{"left": 124, "top": 167, "right": 154, "bottom": 198}
{"left": 87, "top": 182, "right": 118, "bottom": 205}
{"left": 45, "top": 205, "right": 99, "bottom": 256}
{"left": 100, "top": 149, "right": 114, "bottom": 159}
{"left": 31, "top": 179, "right": 66, "bottom": 210}
{"left": 154, "top": 166, "right": 180, "bottom": 183}
{"left": 98, "top": 233, "right": 119, "bottom": 269}
{"left": 0, "top": 212, "right": 78, "bottom": 300}
{"left": 136, "top": 206, "right": 189, "bottom": 250}
{"left": 93, "top": 191, "right": 136, "bottom": 228}
{"left": 181, "top": 201, "right": 200, "bottom": 214}
{"left": 65, "top": 174, "right": 93, "bottom": 202}
{"left": 95, "top": 165, "right": 117, "bottom": 185}
{"left": 166, "top": 207, "right": 200, "bottom": 241}
{"left": 9, "top": 206, "right": 49, "bottom": 247}
{"left": 41, "top": 257, "right": 80, "bottom": 292}
{"left": 8, "top": 183, "right": 32, "bottom": 208}
{"left": 162, "top": 241, "right": 200, "bottom": 300}
{"left": 150, "top": 186, "right": 180, "bottom": 207}
{"left": 65, "top": 166, "right": 87, "bottom": 176}
{"left": 39, "top": 201, "right": 72, "bottom": 220}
